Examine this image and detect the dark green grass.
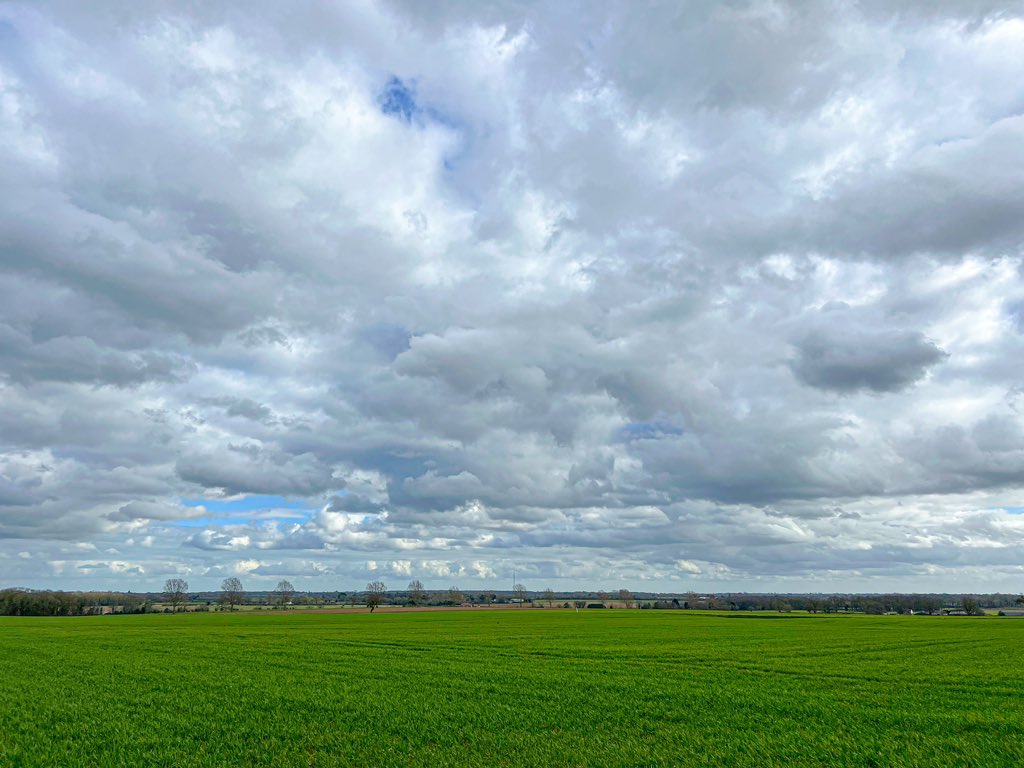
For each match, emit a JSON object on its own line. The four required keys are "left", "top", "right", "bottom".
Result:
{"left": 1, "top": 610, "right": 1022, "bottom": 766}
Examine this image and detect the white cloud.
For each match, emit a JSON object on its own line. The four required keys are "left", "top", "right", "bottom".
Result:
{"left": 389, "top": 560, "right": 413, "bottom": 576}
{"left": 233, "top": 559, "right": 264, "bottom": 576}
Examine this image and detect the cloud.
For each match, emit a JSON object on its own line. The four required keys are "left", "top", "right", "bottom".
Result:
{"left": 1, "top": 1, "right": 1024, "bottom": 592}
{"left": 107, "top": 501, "right": 206, "bottom": 523}
{"left": 791, "top": 305, "right": 948, "bottom": 393}
{"left": 232, "top": 559, "right": 264, "bottom": 576}
{"left": 175, "top": 445, "right": 335, "bottom": 497}
{"left": 185, "top": 530, "right": 253, "bottom": 552}
{"left": 794, "top": 116, "right": 1024, "bottom": 260}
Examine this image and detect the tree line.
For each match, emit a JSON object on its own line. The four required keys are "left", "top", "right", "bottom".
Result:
{"left": 161, "top": 577, "right": 296, "bottom": 612}
{"left": 0, "top": 589, "right": 149, "bottom": 616}
{"left": 3, "top": 581, "right": 1021, "bottom": 616}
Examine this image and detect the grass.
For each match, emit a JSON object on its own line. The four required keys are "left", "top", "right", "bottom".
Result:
{"left": 0, "top": 610, "right": 1022, "bottom": 766}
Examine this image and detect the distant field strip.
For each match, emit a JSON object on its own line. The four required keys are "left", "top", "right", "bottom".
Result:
{"left": 1, "top": 611, "right": 1022, "bottom": 766}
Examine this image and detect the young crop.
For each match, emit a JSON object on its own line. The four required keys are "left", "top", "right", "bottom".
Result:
{"left": 0, "top": 611, "right": 1022, "bottom": 766}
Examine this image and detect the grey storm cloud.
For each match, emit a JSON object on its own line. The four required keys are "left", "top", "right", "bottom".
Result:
{"left": 2, "top": 1, "right": 1024, "bottom": 592}
{"left": 175, "top": 445, "right": 336, "bottom": 498}
{"left": 791, "top": 318, "right": 948, "bottom": 393}
{"left": 107, "top": 500, "right": 204, "bottom": 523}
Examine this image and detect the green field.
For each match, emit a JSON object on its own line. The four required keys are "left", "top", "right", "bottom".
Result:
{"left": 1, "top": 611, "right": 1022, "bottom": 767}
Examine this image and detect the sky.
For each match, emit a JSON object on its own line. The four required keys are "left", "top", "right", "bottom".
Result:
{"left": 2, "top": 1, "right": 1024, "bottom": 594}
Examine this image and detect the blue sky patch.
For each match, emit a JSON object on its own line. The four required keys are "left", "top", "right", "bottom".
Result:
{"left": 174, "top": 495, "right": 317, "bottom": 528}
{"left": 380, "top": 76, "right": 417, "bottom": 122}
{"left": 378, "top": 75, "right": 462, "bottom": 131}
{"left": 181, "top": 495, "right": 310, "bottom": 513}
{"left": 175, "top": 517, "right": 244, "bottom": 528}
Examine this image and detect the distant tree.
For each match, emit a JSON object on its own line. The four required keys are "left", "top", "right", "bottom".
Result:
{"left": 962, "top": 597, "right": 984, "bottom": 616}
{"left": 220, "top": 577, "right": 245, "bottom": 611}
{"left": 597, "top": 590, "right": 609, "bottom": 605}
{"left": 274, "top": 579, "right": 295, "bottom": 608}
{"left": 407, "top": 579, "right": 426, "bottom": 606}
{"left": 543, "top": 588, "right": 556, "bottom": 607}
{"left": 861, "top": 599, "right": 884, "bottom": 615}
{"left": 618, "top": 589, "right": 634, "bottom": 608}
{"left": 513, "top": 583, "right": 527, "bottom": 607}
{"left": 447, "top": 586, "right": 463, "bottom": 605}
{"left": 366, "top": 580, "right": 386, "bottom": 612}
{"left": 163, "top": 578, "right": 189, "bottom": 613}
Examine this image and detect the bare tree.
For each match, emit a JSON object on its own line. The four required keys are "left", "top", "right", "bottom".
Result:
{"left": 542, "top": 588, "right": 555, "bottom": 607}
{"left": 962, "top": 597, "right": 984, "bottom": 616}
{"left": 275, "top": 579, "right": 295, "bottom": 608}
{"left": 220, "top": 577, "right": 245, "bottom": 611}
{"left": 407, "top": 579, "right": 426, "bottom": 606}
{"left": 366, "top": 580, "right": 386, "bottom": 612}
{"left": 163, "top": 578, "right": 188, "bottom": 612}
{"left": 447, "top": 586, "right": 463, "bottom": 605}
{"left": 618, "top": 589, "right": 634, "bottom": 609}
{"left": 513, "top": 583, "right": 527, "bottom": 607}
{"left": 597, "top": 590, "right": 609, "bottom": 605}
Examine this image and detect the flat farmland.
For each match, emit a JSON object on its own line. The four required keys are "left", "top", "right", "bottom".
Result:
{"left": 1, "top": 611, "right": 1022, "bottom": 767}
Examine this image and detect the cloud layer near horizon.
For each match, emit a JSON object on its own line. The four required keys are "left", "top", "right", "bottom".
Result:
{"left": 2, "top": 1, "right": 1024, "bottom": 592}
